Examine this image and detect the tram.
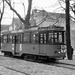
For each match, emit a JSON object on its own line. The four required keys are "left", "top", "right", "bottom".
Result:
{"left": 1, "top": 26, "right": 66, "bottom": 61}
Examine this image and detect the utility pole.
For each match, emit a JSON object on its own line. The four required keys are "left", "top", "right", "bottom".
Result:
{"left": 66, "top": 0, "right": 72, "bottom": 60}
{"left": 0, "top": 9, "right": 1, "bottom": 50}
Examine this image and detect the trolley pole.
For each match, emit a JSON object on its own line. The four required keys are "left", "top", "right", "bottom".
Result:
{"left": 66, "top": 0, "right": 72, "bottom": 60}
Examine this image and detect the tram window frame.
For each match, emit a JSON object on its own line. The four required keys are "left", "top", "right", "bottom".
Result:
{"left": 7, "top": 34, "right": 12, "bottom": 43}
{"left": 58, "top": 32, "right": 64, "bottom": 43}
{"left": 2, "top": 35, "right": 7, "bottom": 43}
{"left": 48, "top": 31, "right": 54, "bottom": 44}
{"left": 40, "top": 33, "right": 43, "bottom": 44}
{"left": 12, "top": 35, "right": 15, "bottom": 44}
{"left": 48, "top": 31, "right": 64, "bottom": 44}
{"left": 39, "top": 31, "right": 47, "bottom": 44}
{"left": 23, "top": 32, "right": 30, "bottom": 43}
{"left": 31, "top": 32, "right": 39, "bottom": 44}
{"left": 1, "top": 35, "right": 3, "bottom": 43}
{"left": 16, "top": 34, "right": 21, "bottom": 44}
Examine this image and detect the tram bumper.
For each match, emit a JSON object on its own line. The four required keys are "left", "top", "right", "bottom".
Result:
{"left": 54, "top": 51, "right": 66, "bottom": 59}
{"left": 57, "top": 53, "right": 66, "bottom": 59}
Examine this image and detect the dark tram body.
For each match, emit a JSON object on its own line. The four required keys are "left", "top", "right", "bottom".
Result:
{"left": 1, "top": 26, "right": 66, "bottom": 60}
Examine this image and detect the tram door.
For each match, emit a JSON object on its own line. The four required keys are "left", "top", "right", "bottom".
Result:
{"left": 12, "top": 34, "right": 22, "bottom": 55}
{"left": 39, "top": 32, "right": 47, "bottom": 54}
{"left": 12, "top": 35, "right": 16, "bottom": 55}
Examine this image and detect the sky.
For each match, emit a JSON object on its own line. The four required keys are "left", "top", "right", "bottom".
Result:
{"left": 2, "top": 0, "right": 65, "bottom": 25}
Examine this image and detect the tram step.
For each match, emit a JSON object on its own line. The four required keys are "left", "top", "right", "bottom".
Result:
{"left": 15, "top": 52, "right": 20, "bottom": 55}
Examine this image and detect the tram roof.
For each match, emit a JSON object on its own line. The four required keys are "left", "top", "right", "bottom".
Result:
{"left": 1, "top": 26, "right": 65, "bottom": 34}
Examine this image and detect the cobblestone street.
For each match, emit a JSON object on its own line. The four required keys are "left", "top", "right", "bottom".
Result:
{"left": 0, "top": 55, "right": 75, "bottom": 75}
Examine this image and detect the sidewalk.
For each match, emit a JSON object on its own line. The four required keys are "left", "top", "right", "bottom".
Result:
{"left": 59, "top": 55, "right": 75, "bottom": 65}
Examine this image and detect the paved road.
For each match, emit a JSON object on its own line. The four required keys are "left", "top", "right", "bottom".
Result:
{"left": 0, "top": 52, "right": 75, "bottom": 65}
{"left": 0, "top": 53, "right": 75, "bottom": 75}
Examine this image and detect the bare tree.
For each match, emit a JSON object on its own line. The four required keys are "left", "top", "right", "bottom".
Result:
{"left": 58, "top": 0, "right": 75, "bottom": 60}
{"left": 0, "top": 0, "right": 5, "bottom": 49}
{"left": 0, "top": 0, "right": 5, "bottom": 27}
{"left": 5, "top": 0, "right": 32, "bottom": 29}
{"left": 58, "top": 0, "right": 75, "bottom": 20}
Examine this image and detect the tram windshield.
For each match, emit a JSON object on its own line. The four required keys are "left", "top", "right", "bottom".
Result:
{"left": 48, "top": 31, "right": 64, "bottom": 44}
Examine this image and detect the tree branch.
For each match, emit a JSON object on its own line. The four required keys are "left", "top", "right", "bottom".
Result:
{"left": 25, "top": 0, "right": 32, "bottom": 26}
{"left": 5, "top": 0, "right": 25, "bottom": 23}
{"left": 57, "top": 0, "right": 65, "bottom": 10}
{"left": 0, "top": 0, "right": 4, "bottom": 22}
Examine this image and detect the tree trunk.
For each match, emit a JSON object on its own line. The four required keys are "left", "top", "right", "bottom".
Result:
{"left": 25, "top": 0, "right": 32, "bottom": 28}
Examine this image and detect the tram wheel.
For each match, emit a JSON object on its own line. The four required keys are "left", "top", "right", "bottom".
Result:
{"left": 23, "top": 55, "right": 27, "bottom": 60}
{"left": 4, "top": 52, "right": 7, "bottom": 56}
{"left": 4, "top": 52, "right": 13, "bottom": 57}
{"left": 9, "top": 52, "right": 13, "bottom": 57}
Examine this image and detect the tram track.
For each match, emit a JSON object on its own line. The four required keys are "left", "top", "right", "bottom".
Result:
{"left": 0, "top": 64, "right": 30, "bottom": 75}
{"left": 0, "top": 56, "right": 30, "bottom": 75}
{"left": 45, "top": 61, "right": 75, "bottom": 70}
{"left": 16, "top": 56, "right": 75, "bottom": 71}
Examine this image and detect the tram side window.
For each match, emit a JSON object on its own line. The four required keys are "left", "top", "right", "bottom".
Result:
{"left": 48, "top": 33, "right": 53, "bottom": 44}
{"left": 1, "top": 35, "right": 3, "bottom": 43}
{"left": 3, "top": 35, "right": 7, "bottom": 43}
{"left": 39, "top": 33, "right": 47, "bottom": 44}
{"left": 16, "top": 35, "right": 21, "bottom": 43}
{"left": 58, "top": 32, "right": 63, "bottom": 43}
{"left": 54, "top": 32, "right": 58, "bottom": 42}
{"left": 48, "top": 32, "right": 63, "bottom": 44}
{"left": 40, "top": 33, "right": 43, "bottom": 44}
{"left": 8, "top": 35, "right": 12, "bottom": 43}
{"left": 23, "top": 33, "right": 30, "bottom": 43}
{"left": 44, "top": 33, "right": 47, "bottom": 44}
{"left": 12, "top": 36, "right": 15, "bottom": 44}
{"left": 31, "top": 32, "right": 39, "bottom": 43}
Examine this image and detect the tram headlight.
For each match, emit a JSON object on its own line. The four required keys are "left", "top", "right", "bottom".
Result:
{"left": 58, "top": 51, "right": 61, "bottom": 54}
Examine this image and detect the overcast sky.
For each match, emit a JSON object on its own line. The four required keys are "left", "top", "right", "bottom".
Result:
{"left": 2, "top": 0, "right": 65, "bottom": 25}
